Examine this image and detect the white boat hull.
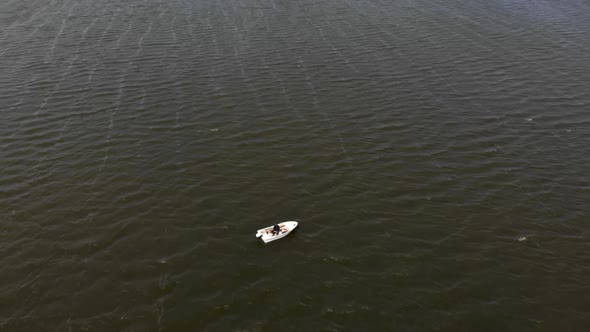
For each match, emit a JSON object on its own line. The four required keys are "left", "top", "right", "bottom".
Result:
{"left": 255, "top": 221, "right": 298, "bottom": 243}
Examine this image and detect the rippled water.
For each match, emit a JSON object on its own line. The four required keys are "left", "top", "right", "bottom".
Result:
{"left": 1, "top": 0, "right": 590, "bottom": 330}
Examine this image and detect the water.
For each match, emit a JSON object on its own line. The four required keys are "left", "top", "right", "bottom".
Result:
{"left": 1, "top": 0, "right": 590, "bottom": 330}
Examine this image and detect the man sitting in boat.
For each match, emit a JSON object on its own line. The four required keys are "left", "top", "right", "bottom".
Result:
{"left": 271, "top": 224, "right": 281, "bottom": 235}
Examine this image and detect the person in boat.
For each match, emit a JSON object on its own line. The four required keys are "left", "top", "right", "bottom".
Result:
{"left": 272, "top": 224, "right": 281, "bottom": 235}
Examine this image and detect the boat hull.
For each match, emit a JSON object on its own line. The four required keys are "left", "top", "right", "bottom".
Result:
{"left": 255, "top": 221, "right": 298, "bottom": 243}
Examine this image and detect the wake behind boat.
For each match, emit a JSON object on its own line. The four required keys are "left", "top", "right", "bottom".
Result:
{"left": 255, "top": 221, "right": 298, "bottom": 243}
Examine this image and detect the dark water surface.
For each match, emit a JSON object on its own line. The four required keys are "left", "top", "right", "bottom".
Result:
{"left": 2, "top": 0, "right": 590, "bottom": 330}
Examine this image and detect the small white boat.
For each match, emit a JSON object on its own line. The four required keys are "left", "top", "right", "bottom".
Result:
{"left": 255, "top": 221, "right": 298, "bottom": 243}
